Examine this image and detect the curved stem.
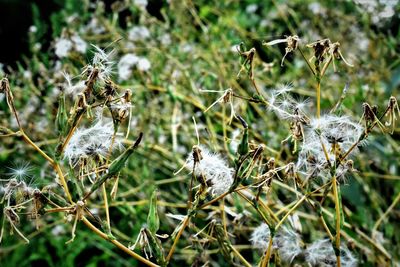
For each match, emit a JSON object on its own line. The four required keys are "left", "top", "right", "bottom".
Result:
{"left": 320, "top": 215, "right": 334, "bottom": 241}
{"left": 275, "top": 195, "right": 307, "bottom": 230}
{"left": 236, "top": 191, "right": 272, "bottom": 226}
{"left": 21, "top": 132, "right": 54, "bottom": 165}
{"left": 298, "top": 47, "right": 315, "bottom": 76}
{"left": 81, "top": 217, "right": 159, "bottom": 267}
{"left": 21, "top": 131, "right": 73, "bottom": 203}
{"left": 198, "top": 191, "right": 230, "bottom": 209}
{"left": 166, "top": 215, "right": 190, "bottom": 262}
{"left": 251, "top": 78, "right": 261, "bottom": 95}
{"left": 230, "top": 245, "right": 252, "bottom": 267}
{"left": 275, "top": 182, "right": 330, "bottom": 231}
{"left": 373, "top": 191, "right": 400, "bottom": 232}
{"left": 60, "top": 114, "right": 84, "bottom": 154}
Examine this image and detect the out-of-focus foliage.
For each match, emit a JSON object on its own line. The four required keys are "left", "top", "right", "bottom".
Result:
{"left": 0, "top": 0, "right": 399, "bottom": 266}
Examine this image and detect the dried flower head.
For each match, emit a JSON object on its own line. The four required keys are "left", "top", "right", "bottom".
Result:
{"left": 307, "top": 38, "right": 331, "bottom": 63}
{"left": 82, "top": 45, "right": 115, "bottom": 83}
{"left": 305, "top": 239, "right": 357, "bottom": 267}
{"left": 297, "top": 115, "right": 363, "bottom": 182}
{"left": 185, "top": 145, "right": 234, "bottom": 196}
{"left": 64, "top": 119, "right": 122, "bottom": 165}
{"left": 265, "top": 35, "right": 300, "bottom": 66}
{"left": 250, "top": 223, "right": 303, "bottom": 263}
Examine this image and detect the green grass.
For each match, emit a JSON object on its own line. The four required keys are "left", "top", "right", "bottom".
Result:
{"left": 0, "top": 0, "right": 399, "bottom": 266}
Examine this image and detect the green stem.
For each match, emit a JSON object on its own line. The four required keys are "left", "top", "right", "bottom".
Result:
{"left": 261, "top": 235, "right": 274, "bottom": 267}
{"left": 317, "top": 80, "right": 321, "bottom": 119}
{"left": 332, "top": 176, "right": 341, "bottom": 267}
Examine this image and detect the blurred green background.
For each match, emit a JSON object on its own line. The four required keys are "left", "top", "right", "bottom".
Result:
{"left": 0, "top": 0, "right": 399, "bottom": 266}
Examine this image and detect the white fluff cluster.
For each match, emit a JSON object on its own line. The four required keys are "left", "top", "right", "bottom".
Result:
{"left": 305, "top": 239, "right": 357, "bottom": 267}
{"left": 250, "top": 223, "right": 271, "bottom": 250}
{"left": 133, "top": 0, "right": 148, "bottom": 9}
{"left": 128, "top": 26, "right": 150, "bottom": 42}
{"left": 267, "top": 83, "right": 310, "bottom": 119}
{"left": 2, "top": 177, "right": 37, "bottom": 200}
{"left": 250, "top": 223, "right": 303, "bottom": 263}
{"left": 55, "top": 34, "right": 87, "bottom": 58}
{"left": 82, "top": 17, "right": 106, "bottom": 35}
{"left": 118, "top": 54, "right": 151, "bottom": 81}
{"left": 61, "top": 72, "right": 86, "bottom": 96}
{"left": 274, "top": 227, "right": 303, "bottom": 262}
{"left": 86, "top": 45, "right": 115, "bottom": 82}
{"left": 297, "top": 115, "right": 363, "bottom": 181}
{"left": 185, "top": 146, "right": 233, "bottom": 196}
{"left": 354, "top": 0, "right": 396, "bottom": 25}
{"left": 64, "top": 120, "right": 121, "bottom": 164}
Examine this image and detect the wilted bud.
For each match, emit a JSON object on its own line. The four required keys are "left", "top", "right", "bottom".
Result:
{"left": 56, "top": 91, "right": 68, "bottom": 134}
{"left": 264, "top": 35, "right": 300, "bottom": 66}
{"left": 147, "top": 189, "right": 160, "bottom": 235}
{"left": 123, "top": 89, "right": 132, "bottom": 102}
{"left": 0, "top": 77, "right": 9, "bottom": 94}
{"left": 307, "top": 39, "right": 331, "bottom": 63}
{"left": 237, "top": 43, "right": 256, "bottom": 80}
{"left": 267, "top": 158, "right": 275, "bottom": 170}
{"left": 237, "top": 116, "right": 249, "bottom": 156}
{"left": 192, "top": 145, "right": 203, "bottom": 164}
{"left": 108, "top": 133, "right": 142, "bottom": 175}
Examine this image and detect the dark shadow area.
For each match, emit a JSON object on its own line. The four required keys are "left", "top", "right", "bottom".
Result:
{"left": 0, "top": 0, "right": 61, "bottom": 68}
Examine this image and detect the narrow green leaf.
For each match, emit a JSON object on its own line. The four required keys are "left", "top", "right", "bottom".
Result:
{"left": 84, "top": 133, "right": 143, "bottom": 199}
{"left": 55, "top": 92, "right": 68, "bottom": 135}
{"left": 237, "top": 116, "right": 249, "bottom": 156}
{"left": 147, "top": 189, "right": 160, "bottom": 234}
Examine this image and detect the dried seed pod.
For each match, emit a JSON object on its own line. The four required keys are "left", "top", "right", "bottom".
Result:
{"left": 307, "top": 38, "right": 331, "bottom": 62}
{"left": 264, "top": 35, "right": 300, "bottom": 66}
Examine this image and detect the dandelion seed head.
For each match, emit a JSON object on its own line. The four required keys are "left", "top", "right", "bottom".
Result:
{"left": 128, "top": 26, "right": 150, "bottom": 41}
{"left": 83, "top": 17, "right": 106, "bottom": 35}
{"left": 64, "top": 120, "right": 122, "bottom": 164}
{"left": 117, "top": 54, "right": 150, "bottom": 80}
{"left": 160, "top": 33, "right": 172, "bottom": 46}
{"left": 305, "top": 239, "right": 357, "bottom": 267}
{"left": 273, "top": 83, "right": 293, "bottom": 96}
{"left": 6, "top": 162, "right": 34, "bottom": 181}
{"left": 231, "top": 44, "right": 240, "bottom": 52}
{"left": 70, "top": 34, "right": 87, "bottom": 53}
{"left": 298, "top": 115, "right": 363, "bottom": 181}
{"left": 51, "top": 225, "right": 66, "bottom": 236}
{"left": 54, "top": 34, "right": 87, "bottom": 58}
{"left": 84, "top": 45, "right": 115, "bottom": 82}
{"left": 250, "top": 223, "right": 271, "bottom": 250}
{"left": 55, "top": 39, "right": 73, "bottom": 58}
{"left": 118, "top": 54, "right": 140, "bottom": 80}
{"left": 294, "top": 97, "right": 311, "bottom": 113}
{"left": 133, "top": 0, "right": 148, "bottom": 9}
{"left": 185, "top": 145, "right": 233, "bottom": 196}
{"left": 245, "top": 4, "right": 258, "bottom": 13}
{"left": 250, "top": 224, "right": 302, "bottom": 263}
{"left": 137, "top": 57, "right": 151, "bottom": 71}
{"left": 274, "top": 227, "right": 303, "bottom": 263}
